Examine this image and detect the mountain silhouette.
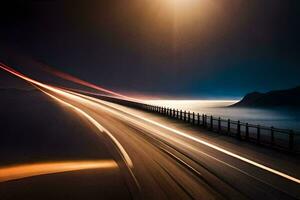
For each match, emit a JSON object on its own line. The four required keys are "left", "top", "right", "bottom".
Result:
{"left": 232, "top": 86, "right": 300, "bottom": 108}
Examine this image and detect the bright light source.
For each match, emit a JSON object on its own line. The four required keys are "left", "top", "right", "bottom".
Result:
{"left": 162, "top": 0, "right": 200, "bottom": 14}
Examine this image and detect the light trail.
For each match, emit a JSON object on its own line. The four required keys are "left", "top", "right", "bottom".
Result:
{"left": 1, "top": 62, "right": 299, "bottom": 185}
{"left": 0, "top": 63, "right": 133, "bottom": 168}
{"left": 0, "top": 160, "right": 117, "bottom": 182}
{"left": 36, "top": 62, "right": 133, "bottom": 100}
{"left": 67, "top": 91, "right": 300, "bottom": 185}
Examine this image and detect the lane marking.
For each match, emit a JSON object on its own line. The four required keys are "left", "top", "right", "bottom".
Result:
{"left": 0, "top": 160, "right": 117, "bottom": 182}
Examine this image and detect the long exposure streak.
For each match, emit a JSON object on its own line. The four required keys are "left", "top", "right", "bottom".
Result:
{"left": 39, "top": 63, "right": 132, "bottom": 100}
{"left": 0, "top": 160, "right": 117, "bottom": 182}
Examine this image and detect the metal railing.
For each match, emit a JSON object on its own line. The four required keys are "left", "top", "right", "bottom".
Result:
{"left": 96, "top": 95, "right": 300, "bottom": 153}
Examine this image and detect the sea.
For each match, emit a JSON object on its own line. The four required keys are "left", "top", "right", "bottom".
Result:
{"left": 144, "top": 100, "right": 300, "bottom": 131}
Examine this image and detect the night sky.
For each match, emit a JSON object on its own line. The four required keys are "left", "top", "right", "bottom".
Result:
{"left": 0, "top": 0, "right": 300, "bottom": 98}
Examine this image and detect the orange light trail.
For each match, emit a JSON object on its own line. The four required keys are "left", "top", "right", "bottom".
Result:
{"left": 0, "top": 160, "right": 117, "bottom": 182}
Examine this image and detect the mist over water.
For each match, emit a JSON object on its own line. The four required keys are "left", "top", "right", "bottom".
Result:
{"left": 144, "top": 100, "right": 300, "bottom": 131}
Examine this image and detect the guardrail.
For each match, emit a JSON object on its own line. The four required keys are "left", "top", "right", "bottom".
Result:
{"left": 96, "top": 95, "right": 300, "bottom": 153}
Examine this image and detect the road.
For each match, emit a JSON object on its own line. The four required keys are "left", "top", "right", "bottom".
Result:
{"left": 38, "top": 85, "right": 300, "bottom": 199}
{"left": 1, "top": 64, "right": 300, "bottom": 199}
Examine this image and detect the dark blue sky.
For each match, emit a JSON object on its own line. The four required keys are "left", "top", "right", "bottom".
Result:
{"left": 0, "top": 0, "right": 299, "bottom": 98}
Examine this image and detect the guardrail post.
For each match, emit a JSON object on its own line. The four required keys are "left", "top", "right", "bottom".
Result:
{"left": 257, "top": 125, "right": 260, "bottom": 144}
{"left": 210, "top": 116, "right": 213, "bottom": 130}
{"left": 246, "top": 123, "right": 249, "bottom": 140}
{"left": 192, "top": 112, "right": 195, "bottom": 125}
{"left": 270, "top": 126, "right": 274, "bottom": 146}
{"left": 218, "top": 117, "right": 221, "bottom": 133}
{"left": 188, "top": 111, "right": 190, "bottom": 123}
{"left": 237, "top": 120, "right": 241, "bottom": 139}
{"left": 180, "top": 110, "right": 182, "bottom": 120}
{"left": 202, "top": 114, "right": 205, "bottom": 127}
{"left": 184, "top": 111, "right": 186, "bottom": 121}
{"left": 227, "top": 119, "right": 230, "bottom": 135}
{"left": 289, "top": 130, "right": 294, "bottom": 151}
{"left": 176, "top": 109, "right": 179, "bottom": 118}
{"left": 197, "top": 113, "right": 200, "bottom": 125}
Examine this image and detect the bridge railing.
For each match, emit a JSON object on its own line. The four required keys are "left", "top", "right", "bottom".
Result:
{"left": 96, "top": 95, "right": 299, "bottom": 153}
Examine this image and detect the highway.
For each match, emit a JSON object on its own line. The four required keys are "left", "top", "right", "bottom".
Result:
{"left": 1, "top": 64, "right": 300, "bottom": 199}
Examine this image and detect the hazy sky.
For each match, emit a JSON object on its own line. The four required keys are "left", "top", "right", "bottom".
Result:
{"left": 0, "top": 0, "right": 299, "bottom": 98}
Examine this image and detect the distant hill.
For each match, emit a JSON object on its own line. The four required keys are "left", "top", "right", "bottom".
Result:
{"left": 231, "top": 86, "right": 300, "bottom": 108}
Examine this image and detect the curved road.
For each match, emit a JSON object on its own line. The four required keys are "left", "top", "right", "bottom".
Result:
{"left": 40, "top": 86, "right": 300, "bottom": 200}
{"left": 1, "top": 64, "right": 299, "bottom": 199}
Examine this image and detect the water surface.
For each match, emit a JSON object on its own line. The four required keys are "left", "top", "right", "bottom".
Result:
{"left": 144, "top": 100, "right": 300, "bottom": 131}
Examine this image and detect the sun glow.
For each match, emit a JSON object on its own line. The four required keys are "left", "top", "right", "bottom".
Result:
{"left": 161, "top": 0, "right": 203, "bottom": 17}
{"left": 164, "top": 0, "right": 199, "bottom": 8}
